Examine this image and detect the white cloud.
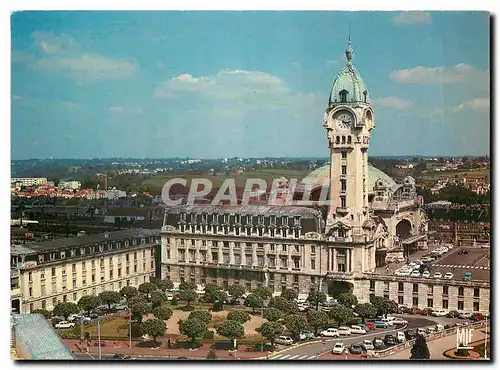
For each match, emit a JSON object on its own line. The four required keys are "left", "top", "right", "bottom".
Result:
{"left": 33, "top": 53, "right": 138, "bottom": 83}
{"left": 390, "top": 63, "right": 489, "bottom": 85}
{"left": 393, "top": 11, "right": 432, "bottom": 25}
{"left": 32, "top": 31, "right": 76, "bottom": 54}
{"left": 372, "top": 97, "right": 413, "bottom": 109}
{"left": 155, "top": 69, "right": 290, "bottom": 103}
{"left": 452, "top": 98, "right": 490, "bottom": 113}
{"left": 109, "top": 106, "right": 124, "bottom": 114}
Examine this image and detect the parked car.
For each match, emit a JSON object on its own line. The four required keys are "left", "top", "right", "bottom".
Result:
{"left": 416, "top": 328, "right": 427, "bottom": 336}
{"left": 444, "top": 272, "right": 454, "bottom": 279}
{"left": 350, "top": 325, "right": 367, "bottom": 334}
{"left": 68, "top": 314, "right": 82, "bottom": 323}
{"left": 391, "top": 318, "right": 408, "bottom": 326}
{"left": 446, "top": 310, "right": 460, "bottom": 318}
{"left": 364, "top": 322, "right": 376, "bottom": 330}
{"left": 299, "top": 330, "right": 315, "bottom": 340}
{"left": 471, "top": 313, "right": 484, "bottom": 322}
{"left": 372, "top": 338, "right": 386, "bottom": 350}
{"left": 332, "top": 342, "right": 345, "bottom": 355}
{"left": 404, "top": 329, "right": 417, "bottom": 340}
{"left": 433, "top": 272, "right": 443, "bottom": 279}
{"left": 411, "top": 307, "right": 423, "bottom": 315}
{"left": 421, "top": 308, "right": 433, "bottom": 316}
{"left": 431, "top": 309, "right": 448, "bottom": 317}
{"left": 113, "top": 304, "right": 128, "bottom": 311}
{"left": 349, "top": 343, "right": 364, "bottom": 354}
{"left": 361, "top": 340, "right": 374, "bottom": 351}
{"left": 321, "top": 328, "right": 340, "bottom": 337}
{"left": 410, "top": 270, "right": 421, "bottom": 278}
{"left": 358, "top": 324, "right": 370, "bottom": 332}
{"left": 422, "top": 271, "right": 431, "bottom": 278}
{"left": 55, "top": 321, "right": 76, "bottom": 329}
{"left": 380, "top": 318, "right": 394, "bottom": 326}
{"left": 435, "top": 324, "right": 445, "bottom": 332}
{"left": 459, "top": 312, "right": 474, "bottom": 320}
{"left": 373, "top": 321, "right": 389, "bottom": 329}
{"left": 338, "top": 326, "right": 351, "bottom": 336}
{"left": 166, "top": 293, "right": 174, "bottom": 301}
{"left": 396, "top": 331, "right": 406, "bottom": 343}
{"left": 275, "top": 336, "right": 294, "bottom": 345}
{"left": 383, "top": 334, "right": 397, "bottom": 346}
{"left": 426, "top": 327, "right": 436, "bottom": 335}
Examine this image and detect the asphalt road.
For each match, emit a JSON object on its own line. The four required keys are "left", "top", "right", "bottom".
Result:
{"left": 266, "top": 314, "right": 469, "bottom": 360}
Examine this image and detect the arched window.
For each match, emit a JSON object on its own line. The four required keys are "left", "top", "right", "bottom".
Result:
{"left": 342, "top": 136, "right": 346, "bottom": 144}
{"left": 336, "top": 136, "right": 340, "bottom": 144}
{"left": 339, "top": 90, "right": 348, "bottom": 103}
{"left": 363, "top": 90, "right": 368, "bottom": 103}
{"left": 347, "top": 136, "right": 352, "bottom": 144}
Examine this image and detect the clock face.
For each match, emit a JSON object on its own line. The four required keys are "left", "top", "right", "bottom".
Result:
{"left": 334, "top": 111, "right": 354, "bottom": 130}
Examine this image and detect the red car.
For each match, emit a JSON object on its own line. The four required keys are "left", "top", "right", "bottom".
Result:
{"left": 364, "top": 322, "right": 376, "bottom": 330}
{"left": 471, "top": 313, "right": 484, "bottom": 322}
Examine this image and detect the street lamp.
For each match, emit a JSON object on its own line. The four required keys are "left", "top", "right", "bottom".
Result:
{"left": 97, "top": 320, "right": 102, "bottom": 360}
{"left": 129, "top": 308, "right": 132, "bottom": 348}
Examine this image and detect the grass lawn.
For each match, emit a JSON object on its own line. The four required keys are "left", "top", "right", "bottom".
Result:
{"left": 81, "top": 316, "right": 130, "bottom": 338}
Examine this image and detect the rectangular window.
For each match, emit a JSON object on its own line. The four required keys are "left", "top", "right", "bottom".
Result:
{"left": 370, "top": 280, "right": 375, "bottom": 290}
{"left": 473, "top": 302, "right": 479, "bottom": 311}
{"left": 340, "top": 196, "right": 346, "bottom": 208}
{"left": 443, "top": 286, "right": 449, "bottom": 295}
{"left": 311, "top": 246, "right": 315, "bottom": 254}
{"left": 258, "top": 256, "right": 264, "bottom": 266}
{"left": 341, "top": 151, "right": 347, "bottom": 159}
{"left": 341, "top": 180, "right": 346, "bottom": 191}
{"left": 442, "top": 300, "right": 448, "bottom": 309}
{"left": 398, "top": 296, "right": 404, "bottom": 305}
{"left": 458, "top": 287, "right": 464, "bottom": 296}
{"left": 51, "top": 268, "right": 56, "bottom": 276}
{"left": 427, "top": 298, "right": 433, "bottom": 308}
{"left": 458, "top": 301, "right": 464, "bottom": 310}
{"left": 412, "top": 297, "right": 418, "bottom": 306}
{"left": 269, "top": 257, "right": 275, "bottom": 267}
{"left": 294, "top": 275, "right": 299, "bottom": 283}
{"left": 398, "top": 282, "right": 404, "bottom": 292}
{"left": 282, "top": 244, "right": 287, "bottom": 252}
{"left": 341, "top": 165, "right": 347, "bottom": 175}
{"left": 474, "top": 288, "right": 480, "bottom": 297}
{"left": 428, "top": 285, "right": 433, "bottom": 294}
{"left": 281, "top": 257, "right": 288, "bottom": 268}
{"left": 294, "top": 259, "right": 300, "bottom": 269}
{"left": 413, "top": 284, "right": 418, "bottom": 293}
{"left": 310, "top": 259, "right": 315, "bottom": 269}
{"left": 246, "top": 255, "right": 252, "bottom": 265}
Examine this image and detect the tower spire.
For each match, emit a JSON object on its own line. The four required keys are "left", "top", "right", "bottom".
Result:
{"left": 345, "top": 23, "right": 353, "bottom": 63}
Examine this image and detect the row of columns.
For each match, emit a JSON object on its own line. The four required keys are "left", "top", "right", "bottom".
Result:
{"left": 327, "top": 248, "right": 352, "bottom": 272}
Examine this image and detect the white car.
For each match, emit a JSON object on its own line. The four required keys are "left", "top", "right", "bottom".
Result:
{"left": 431, "top": 309, "right": 448, "bottom": 317}
{"left": 444, "top": 272, "right": 454, "bottom": 279}
{"left": 422, "top": 271, "right": 431, "bottom": 278}
{"left": 362, "top": 340, "right": 374, "bottom": 351}
{"left": 338, "top": 326, "right": 351, "bottom": 336}
{"left": 426, "top": 327, "right": 436, "bottom": 335}
{"left": 396, "top": 332, "right": 406, "bottom": 343}
{"left": 433, "top": 272, "right": 443, "bottom": 279}
{"left": 321, "top": 328, "right": 340, "bottom": 337}
{"left": 350, "top": 325, "right": 367, "bottom": 334}
{"left": 55, "top": 321, "right": 76, "bottom": 329}
{"left": 380, "top": 318, "right": 394, "bottom": 326}
{"left": 421, "top": 256, "right": 434, "bottom": 263}
{"left": 166, "top": 293, "right": 174, "bottom": 301}
{"left": 332, "top": 342, "right": 345, "bottom": 355}
{"left": 391, "top": 318, "right": 408, "bottom": 325}
{"left": 410, "top": 270, "right": 421, "bottom": 277}
{"left": 295, "top": 296, "right": 308, "bottom": 304}
{"left": 275, "top": 336, "right": 294, "bottom": 345}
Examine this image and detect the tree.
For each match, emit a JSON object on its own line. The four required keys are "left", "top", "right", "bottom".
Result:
{"left": 180, "top": 289, "right": 197, "bottom": 307}
{"left": 151, "top": 291, "right": 168, "bottom": 308}
{"left": 227, "top": 310, "right": 251, "bottom": 324}
{"left": 281, "top": 288, "right": 298, "bottom": 302}
{"left": 410, "top": 335, "right": 430, "bottom": 359}
{"left": 252, "top": 286, "right": 272, "bottom": 301}
{"left": 204, "top": 283, "right": 222, "bottom": 298}
{"left": 215, "top": 320, "right": 244, "bottom": 349}
{"left": 268, "top": 297, "right": 299, "bottom": 315}
{"left": 306, "top": 310, "right": 329, "bottom": 335}
{"left": 354, "top": 303, "right": 377, "bottom": 322}
{"left": 152, "top": 305, "right": 173, "bottom": 321}
{"left": 179, "top": 281, "right": 197, "bottom": 291}
{"left": 283, "top": 314, "right": 307, "bottom": 341}
{"left": 78, "top": 295, "right": 101, "bottom": 316}
{"left": 263, "top": 308, "right": 282, "bottom": 322}
{"left": 228, "top": 284, "right": 246, "bottom": 299}
{"left": 257, "top": 321, "right": 283, "bottom": 351}
{"left": 120, "top": 286, "right": 138, "bottom": 301}
{"left": 307, "top": 290, "right": 327, "bottom": 311}
{"left": 328, "top": 304, "right": 352, "bottom": 326}
{"left": 32, "top": 309, "right": 50, "bottom": 319}
{"left": 211, "top": 290, "right": 228, "bottom": 306}
{"left": 131, "top": 301, "right": 150, "bottom": 323}
{"left": 98, "top": 291, "right": 121, "bottom": 312}
{"left": 138, "top": 282, "right": 157, "bottom": 300}
{"left": 337, "top": 293, "right": 358, "bottom": 308}
{"left": 140, "top": 318, "right": 166, "bottom": 346}
{"left": 154, "top": 279, "right": 174, "bottom": 292}
{"left": 188, "top": 310, "right": 212, "bottom": 324}
{"left": 207, "top": 344, "right": 218, "bottom": 359}
{"left": 371, "top": 296, "right": 392, "bottom": 318}
{"left": 128, "top": 295, "right": 148, "bottom": 309}
{"left": 244, "top": 294, "right": 263, "bottom": 313}
{"left": 178, "top": 318, "right": 209, "bottom": 348}
{"left": 53, "top": 302, "right": 79, "bottom": 320}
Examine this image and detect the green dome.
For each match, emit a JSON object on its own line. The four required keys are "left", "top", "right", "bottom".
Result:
{"left": 329, "top": 41, "right": 369, "bottom": 104}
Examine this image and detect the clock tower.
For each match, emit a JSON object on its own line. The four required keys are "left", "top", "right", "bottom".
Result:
{"left": 323, "top": 38, "right": 375, "bottom": 233}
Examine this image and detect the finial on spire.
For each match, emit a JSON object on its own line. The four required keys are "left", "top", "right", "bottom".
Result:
{"left": 345, "top": 22, "right": 353, "bottom": 63}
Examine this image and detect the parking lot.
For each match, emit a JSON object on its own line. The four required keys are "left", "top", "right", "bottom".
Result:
{"left": 430, "top": 246, "right": 490, "bottom": 282}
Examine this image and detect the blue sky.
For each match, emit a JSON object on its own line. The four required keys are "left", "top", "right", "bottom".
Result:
{"left": 11, "top": 11, "right": 490, "bottom": 159}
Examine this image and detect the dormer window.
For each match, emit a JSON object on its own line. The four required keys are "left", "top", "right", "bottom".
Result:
{"left": 339, "top": 90, "right": 348, "bottom": 103}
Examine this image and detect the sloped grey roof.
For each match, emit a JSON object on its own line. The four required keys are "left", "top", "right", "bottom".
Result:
{"left": 12, "top": 314, "right": 74, "bottom": 360}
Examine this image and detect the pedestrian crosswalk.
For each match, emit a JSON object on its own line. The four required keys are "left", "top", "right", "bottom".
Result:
{"left": 268, "top": 354, "right": 318, "bottom": 360}
{"left": 432, "top": 264, "right": 489, "bottom": 270}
